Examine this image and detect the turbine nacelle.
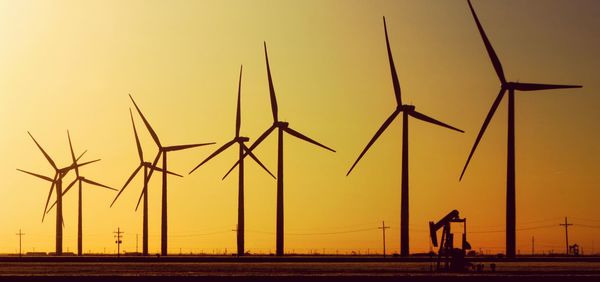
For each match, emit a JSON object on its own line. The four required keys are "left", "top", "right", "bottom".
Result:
{"left": 505, "top": 82, "right": 526, "bottom": 90}
{"left": 399, "top": 105, "right": 416, "bottom": 112}
{"left": 237, "top": 136, "right": 250, "bottom": 143}
{"left": 275, "top": 121, "right": 289, "bottom": 128}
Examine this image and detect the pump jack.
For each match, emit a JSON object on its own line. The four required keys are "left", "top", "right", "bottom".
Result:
{"left": 429, "top": 210, "right": 471, "bottom": 272}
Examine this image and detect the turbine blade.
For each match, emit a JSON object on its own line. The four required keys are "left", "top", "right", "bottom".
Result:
{"left": 62, "top": 150, "right": 90, "bottom": 175}
{"left": 46, "top": 201, "right": 57, "bottom": 214}
{"left": 47, "top": 179, "right": 78, "bottom": 213}
{"left": 164, "top": 142, "right": 215, "bottom": 152}
{"left": 17, "top": 169, "right": 54, "bottom": 182}
{"left": 264, "top": 42, "right": 278, "bottom": 122}
{"left": 27, "top": 132, "right": 57, "bottom": 170}
{"left": 221, "top": 160, "right": 238, "bottom": 180}
{"left": 347, "top": 110, "right": 400, "bottom": 176}
{"left": 110, "top": 165, "right": 142, "bottom": 207}
{"left": 129, "top": 94, "right": 161, "bottom": 147}
{"left": 67, "top": 130, "right": 79, "bottom": 177}
{"left": 408, "top": 111, "right": 464, "bottom": 133}
{"left": 221, "top": 126, "right": 275, "bottom": 180}
{"left": 135, "top": 187, "right": 145, "bottom": 211}
{"left": 61, "top": 178, "right": 79, "bottom": 197}
{"left": 42, "top": 180, "right": 56, "bottom": 222}
{"left": 513, "top": 83, "right": 582, "bottom": 91}
{"left": 383, "top": 16, "right": 402, "bottom": 106}
{"left": 76, "top": 150, "right": 87, "bottom": 162}
{"left": 283, "top": 127, "right": 336, "bottom": 153}
{"left": 247, "top": 125, "right": 276, "bottom": 153}
{"left": 243, "top": 143, "right": 275, "bottom": 179}
{"left": 137, "top": 161, "right": 161, "bottom": 210}
{"left": 236, "top": 65, "right": 243, "bottom": 137}
{"left": 189, "top": 140, "right": 236, "bottom": 174}
{"left": 68, "top": 159, "right": 100, "bottom": 171}
{"left": 147, "top": 163, "right": 183, "bottom": 177}
{"left": 130, "top": 108, "right": 144, "bottom": 162}
{"left": 82, "top": 178, "right": 117, "bottom": 191}
{"left": 460, "top": 87, "right": 507, "bottom": 180}
{"left": 467, "top": 0, "right": 506, "bottom": 84}
{"left": 144, "top": 152, "right": 162, "bottom": 184}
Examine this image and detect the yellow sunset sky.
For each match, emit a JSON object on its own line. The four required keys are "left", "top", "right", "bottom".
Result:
{"left": 0, "top": 0, "right": 599, "bottom": 255}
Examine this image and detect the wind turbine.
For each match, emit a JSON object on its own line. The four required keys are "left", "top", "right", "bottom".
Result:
{"left": 460, "top": 0, "right": 582, "bottom": 258}
{"left": 17, "top": 131, "right": 99, "bottom": 256}
{"left": 129, "top": 94, "right": 215, "bottom": 256}
{"left": 227, "top": 42, "right": 336, "bottom": 256}
{"left": 111, "top": 108, "right": 181, "bottom": 256}
{"left": 346, "top": 17, "right": 464, "bottom": 257}
{"left": 46, "top": 131, "right": 117, "bottom": 256}
{"left": 189, "top": 65, "right": 275, "bottom": 256}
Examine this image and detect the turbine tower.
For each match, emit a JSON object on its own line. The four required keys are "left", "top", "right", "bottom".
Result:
{"left": 129, "top": 94, "right": 215, "bottom": 256}
{"left": 460, "top": 0, "right": 582, "bottom": 258}
{"left": 46, "top": 131, "right": 116, "bottom": 256}
{"left": 228, "top": 42, "right": 336, "bottom": 256}
{"left": 189, "top": 65, "right": 275, "bottom": 256}
{"left": 111, "top": 109, "right": 181, "bottom": 256}
{"left": 17, "top": 131, "right": 99, "bottom": 256}
{"left": 346, "top": 17, "right": 464, "bottom": 257}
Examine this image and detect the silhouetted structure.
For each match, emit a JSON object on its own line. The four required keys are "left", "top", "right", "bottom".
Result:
{"left": 347, "top": 17, "right": 464, "bottom": 257}
{"left": 569, "top": 244, "right": 580, "bottom": 256}
{"left": 46, "top": 131, "right": 116, "bottom": 256}
{"left": 114, "top": 227, "right": 123, "bottom": 257}
{"left": 460, "top": 0, "right": 582, "bottom": 258}
{"left": 429, "top": 210, "right": 471, "bottom": 272}
{"left": 16, "top": 229, "right": 25, "bottom": 258}
{"left": 129, "top": 94, "right": 214, "bottom": 256}
{"left": 226, "top": 42, "right": 335, "bottom": 256}
{"left": 17, "top": 132, "right": 99, "bottom": 256}
{"left": 111, "top": 108, "right": 181, "bottom": 256}
{"left": 378, "top": 221, "right": 389, "bottom": 258}
{"left": 560, "top": 217, "right": 573, "bottom": 255}
{"left": 189, "top": 65, "right": 275, "bottom": 256}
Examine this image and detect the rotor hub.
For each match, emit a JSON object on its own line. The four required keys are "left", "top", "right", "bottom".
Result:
{"left": 400, "top": 105, "right": 415, "bottom": 112}
{"left": 276, "top": 121, "right": 289, "bottom": 128}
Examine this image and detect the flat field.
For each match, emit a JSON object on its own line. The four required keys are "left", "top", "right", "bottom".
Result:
{"left": 0, "top": 257, "right": 598, "bottom": 281}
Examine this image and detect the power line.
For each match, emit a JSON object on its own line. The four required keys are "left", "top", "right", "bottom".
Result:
{"left": 470, "top": 224, "right": 557, "bottom": 234}
{"left": 245, "top": 227, "right": 377, "bottom": 236}
{"left": 577, "top": 224, "right": 600, "bottom": 229}
{"left": 467, "top": 217, "right": 563, "bottom": 229}
{"left": 572, "top": 217, "right": 600, "bottom": 223}
{"left": 170, "top": 230, "right": 232, "bottom": 237}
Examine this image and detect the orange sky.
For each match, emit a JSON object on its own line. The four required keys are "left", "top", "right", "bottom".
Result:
{"left": 0, "top": 0, "right": 599, "bottom": 255}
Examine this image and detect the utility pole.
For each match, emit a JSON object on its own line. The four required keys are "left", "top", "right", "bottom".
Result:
{"left": 114, "top": 227, "right": 124, "bottom": 257}
{"left": 531, "top": 236, "right": 535, "bottom": 256}
{"left": 16, "top": 229, "right": 25, "bottom": 258}
{"left": 560, "top": 217, "right": 573, "bottom": 256}
{"left": 378, "top": 221, "right": 390, "bottom": 258}
{"left": 136, "top": 234, "right": 139, "bottom": 254}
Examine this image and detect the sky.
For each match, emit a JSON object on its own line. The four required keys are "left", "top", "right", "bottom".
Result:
{"left": 0, "top": 0, "right": 599, "bottom": 255}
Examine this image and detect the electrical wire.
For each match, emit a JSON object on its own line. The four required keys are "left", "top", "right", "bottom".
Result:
{"left": 470, "top": 224, "right": 557, "bottom": 234}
